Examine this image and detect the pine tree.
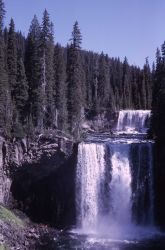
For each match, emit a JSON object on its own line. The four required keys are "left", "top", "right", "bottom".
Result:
{"left": 0, "top": 0, "right": 5, "bottom": 35}
{"left": 67, "top": 21, "right": 85, "bottom": 136}
{"left": 54, "top": 44, "right": 68, "bottom": 131}
{"left": 7, "top": 18, "right": 17, "bottom": 98}
{"left": 16, "top": 31, "right": 25, "bottom": 58}
{"left": 0, "top": 38, "right": 10, "bottom": 134}
{"left": 142, "top": 58, "right": 152, "bottom": 109}
{"left": 97, "top": 53, "right": 110, "bottom": 110}
{"left": 131, "top": 66, "right": 140, "bottom": 109}
{"left": 122, "top": 57, "right": 132, "bottom": 108}
{"left": 82, "top": 52, "right": 93, "bottom": 109}
{"left": 41, "top": 9, "right": 55, "bottom": 128}
{"left": 71, "top": 21, "right": 82, "bottom": 49}
{"left": 25, "top": 15, "right": 42, "bottom": 129}
{"left": 16, "top": 54, "right": 28, "bottom": 123}
{"left": 11, "top": 53, "right": 28, "bottom": 138}
{"left": 0, "top": 0, "right": 11, "bottom": 135}
{"left": 152, "top": 46, "right": 165, "bottom": 137}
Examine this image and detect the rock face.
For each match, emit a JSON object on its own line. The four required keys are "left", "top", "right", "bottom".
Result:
{"left": 82, "top": 111, "right": 117, "bottom": 133}
{"left": 2, "top": 136, "right": 77, "bottom": 227}
{"left": 154, "top": 140, "right": 165, "bottom": 229}
{"left": 0, "top": 204, "right": 60, "bottom": 250}
{"left": 0, "top": 133, "right": 75, "bottom": 228}
{"left": 0, "top": 136, "right": 27, "bottom": 204}
{"left": 11, "top": 145, "right": 77, "bottom": 228}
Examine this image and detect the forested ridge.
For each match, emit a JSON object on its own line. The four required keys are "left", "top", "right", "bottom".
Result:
{"left": 0, "top": 1, "right": 153, "bottom": 139}
{"left": 151, "top": 44, "right": 165, "bottom": 138}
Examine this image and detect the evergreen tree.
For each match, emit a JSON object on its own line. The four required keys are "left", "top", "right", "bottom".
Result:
{"left": 25, "top": 15, "right": 42, "bottom": 129}
{"left": 110, "top": 58, "right": 123, "bottom": 110}
{"left": 71, "top": 21, "right": 82, "bottom": 49}
{"left": 54, "top": 44, "right": 67, "bottom": 131}
{"left": 122, "top": 57, "right": 132, "bottom": 108}
{"left": 142, "top": 58, "right": 152, "bottom": 109}
{"left": 16, "top": 31, "right": 25, "bottom": 58}
{"left": 67, "top": 21, "right": 85, "bottom": 136}
{"left": 41, "top": 9, "right": 55, "bottom": 128}
{"left": 11, "top": 54, "right": 28, "bottom": 138}
{"left": 3, "top": 27, "right": 8, "bottom": 65}
{"left": 82, "top": 52, "right": 93, "bottom": 109}
{"left": 0, "top": 0, "right": 5, "bottom": 34}
{"left": 152, "top": 46, "right": 165, "bottom": 137}
{"left": 0, "top": 2, "right": 155, "bottom": 138}
{"left": 0, "top": 0, "right": 11, "bottom": 135}
{"left": 131, "top": 66, "right": 141, "bottom": 109}
{"left": 16, "top": 54, "right": 28, "bottom": 123}
{"left": 7, "top": 18, "right": 17, "bottom": 98}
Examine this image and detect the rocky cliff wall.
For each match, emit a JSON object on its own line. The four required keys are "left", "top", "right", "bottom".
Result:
{"left": 0, "top": 137, "right": 27, "bottom": 204}
{"left": 0, "top": 134, "right": 74, "bottom": 209}
{"left": 82, "top": 111, "right": 117, "bottom": 133}
{"left": 154, "top": 140, "right": 165, "bottom": 229}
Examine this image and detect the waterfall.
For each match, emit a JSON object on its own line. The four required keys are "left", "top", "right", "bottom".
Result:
{"left": 76, "top": 110, "right": 154, "bottom": 234}
{"left": 131, "top": 142, "right": 154, "bottom": 225}
{"left": 109, "top": 144, "right": 132, "bottom": 225}
{"left": 116, "top": 110, "right": 151, "bottom": 134}
{"left": 76, "top": 142, "right": 105, "bottom": 230}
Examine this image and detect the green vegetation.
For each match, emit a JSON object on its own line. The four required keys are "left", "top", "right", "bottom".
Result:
{"left": 0, "top": 245, "right": 6, "bottom": 250}
{"left": 0, "top": 244, "right": 7, "bottom": 250}
{"left": 151, "top": 44, "right": 165, "bottom": 138}
{"left": 0, "top": 0, "right": 153, "bottom": 140}
{"left": 0, "top": 205, "right": 24, "bottom": 227}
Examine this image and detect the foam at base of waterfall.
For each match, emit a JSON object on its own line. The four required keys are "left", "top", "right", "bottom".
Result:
{"left": 115, "top": 127, "right": 148, "bottom": 135}
{"left": 73, "top": 222, "right": 159, "bottom": 241}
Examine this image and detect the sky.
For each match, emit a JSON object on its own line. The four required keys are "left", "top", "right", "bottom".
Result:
{"left": 4, "top": 0, "right": 165, "bottom": 68}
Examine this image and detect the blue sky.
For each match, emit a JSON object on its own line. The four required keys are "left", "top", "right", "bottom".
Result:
{"left": 4, "top": 0, "right": 165, "bottom": 68}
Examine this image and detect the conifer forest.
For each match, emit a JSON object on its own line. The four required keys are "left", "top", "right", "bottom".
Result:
{"left": 1, "top": 1, "right": 165, "bottom": 249}
{"left": 0, "top": 1, "right": 157, "bottom": 139}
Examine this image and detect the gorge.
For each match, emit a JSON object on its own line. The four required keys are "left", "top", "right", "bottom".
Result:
{"left": 56, "top": 110, "right": 165, "bottom": 249}
{"left": 2, "top": 110, "right": 165, "bottom": 249}
{"left": 76, "top": 111, "right": 154, "bottom": 233}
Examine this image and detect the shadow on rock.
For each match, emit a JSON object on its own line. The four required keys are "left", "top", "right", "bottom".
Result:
{"left": 11, "top": 145, "right": 78, "bottom": 229}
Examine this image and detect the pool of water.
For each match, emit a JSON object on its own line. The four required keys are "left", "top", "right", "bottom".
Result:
{"left": 50, "top": 229, "right": 165, "bottom": 250}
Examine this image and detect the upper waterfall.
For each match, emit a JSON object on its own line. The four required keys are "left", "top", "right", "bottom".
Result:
{"left": 116, "top": 110, "right": 151, "bottom": 134}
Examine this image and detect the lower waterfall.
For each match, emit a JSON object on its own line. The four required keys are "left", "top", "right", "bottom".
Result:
{"left": 52, "top": 110, "right": 165, "bottom": 248}
{"left": 76, "top": 138, "right": 154, "bottom": 236}
{"left": 109, "top": 144, "right": 132, "bottom": 226}
{"left": 76, "top": 143, "right": 105, "bottom": 230}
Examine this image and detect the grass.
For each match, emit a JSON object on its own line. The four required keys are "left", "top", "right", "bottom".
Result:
{"left": 0, "top": 244, "right": 7, "bottom": 250}
{"left": 0, "top": 205, "right": 24, "bottom": 227}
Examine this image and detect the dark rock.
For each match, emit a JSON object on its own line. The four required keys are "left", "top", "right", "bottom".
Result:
{"left": 82, "top": 110, "right": 118, "bottom": 133}
{"left": 11, "top": 141, "right": 77, "bottom": 228}
{"left": 154, "top": 140, "right": 165, "bottom": 229}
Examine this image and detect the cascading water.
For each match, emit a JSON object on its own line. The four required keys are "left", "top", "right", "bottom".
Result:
{"left": 76, "top": 143, "right": 105, "bottom": 230}
{"left": 109, "top": 144, "right": 132, "bottom": 226}
{"left": 76, "top": 110, "right": 155, "bottom": 238}
{"left": 116, "top": 110, "right": 151, "bottom": 134}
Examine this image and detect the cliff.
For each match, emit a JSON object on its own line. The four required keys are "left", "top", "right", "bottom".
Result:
{"left": 0, "top": 132, "right": 75, "bottom": 225}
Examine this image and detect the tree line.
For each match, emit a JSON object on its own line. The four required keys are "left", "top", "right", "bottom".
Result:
{"left": 0, "top": 0, "right": 153, "bottom": 139}
{"left": 151, "top": 43, "right": 165, "bottom": 138}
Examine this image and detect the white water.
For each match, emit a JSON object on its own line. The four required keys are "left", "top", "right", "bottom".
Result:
{"left": 76, "top": 143, "right": 105, "bottom": 230}
{"left": 116, "top": 110, "right": 151, "bottom": 134}
{"left": 77, "top": 142, "right": 133, "bottom": 233}
{"left": 109, "top": 144, "right": 132, "bottom": 225}
{"left": 76, "top": 110, "right": 155, "bottom": 239}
